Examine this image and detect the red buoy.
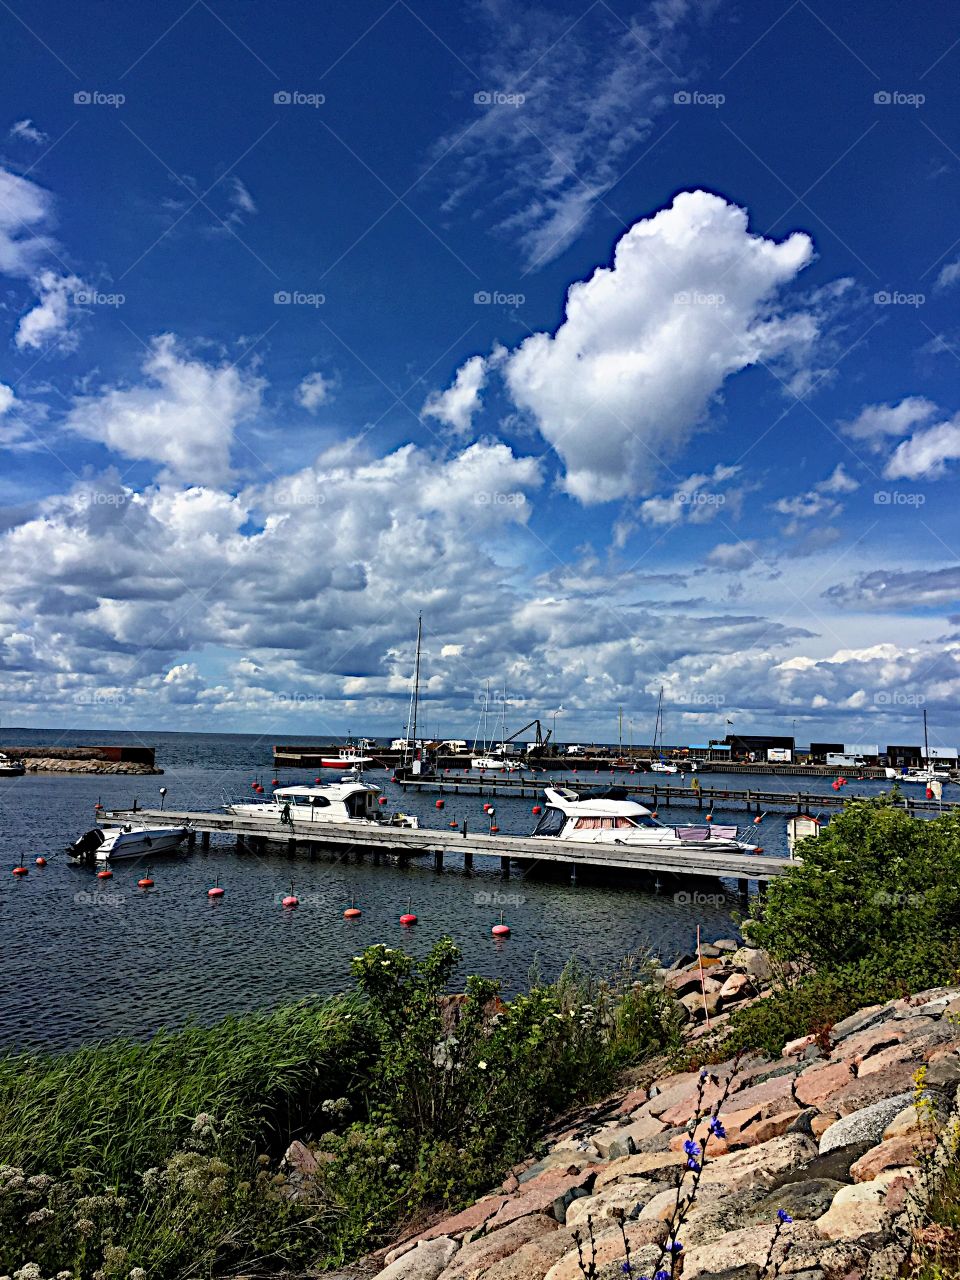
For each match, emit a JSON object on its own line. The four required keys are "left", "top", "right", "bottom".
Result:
{"left": 272, "top": 778, "right": 280, "bottom": 786}
{"left": 449, "top": 819, "right": 458, "bottom": 828}
{"left": 315, "top": 776, "right": 322, "bottom": 784}
{"left": 282, "top": 894, "right": 299, "bottom": 908}
{"left": 251, "top": 781, "right": 259, "bottom": 789}
{"left": 35, "top": 856, "right": 47, "bottom": 867}
{"left": 378, "top": 796, "right": 387, "bottom": 805}
{"left": 490, "top": 825, "right": 499, "bottom": 832}
{"left": 532, "top": 805, "right": 541, "bottom": 815}
{"left": 208, "top": 886, "right": 224, "bottom": 898}
{"left": 705, "top": 814, "right": 713, "bottom": 823}
{"left": 400, "top": 906, "right": 417, "bottom": 926}
{"left": 391, "top": 775, "right": 397, "bottom": 782}
{"left": 651, "top": 811, "right": 659, "bottom": 819}
{"left": 344, "top": 906, "right": 361, "bottom": 919}
{"left": 12, "top": 865, "right": 27, "bottom": 877}
{"left": 492, "top": 911, "right": 510, "bottom": 938}
{"left": 97, "top": 868, "right": 113, "bottom": 879}
{"left": 435, "top": 799, "right": 444, "bottom": 809}
{"left": 138, "top": 877, "right": 154, "bottom": 889}
{"left": 926, "top": 787, "right": 934, "bottom": 800}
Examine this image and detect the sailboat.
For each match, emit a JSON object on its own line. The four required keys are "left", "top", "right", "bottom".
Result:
{"left": 648, "top": 686, "right": 678, "bottom": 773}
{"left": 885, "top": 710, "right": 951, "bottom": 784}
{"left": 472, "top": 681, "right": 522, "bottom": 771}
{"left": 395, "top": 614, "right": 435, "bottom": 780}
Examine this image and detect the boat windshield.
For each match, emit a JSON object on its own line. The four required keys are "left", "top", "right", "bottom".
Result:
{"left": 533, "top": 807, "right": 565, "bottom": 836}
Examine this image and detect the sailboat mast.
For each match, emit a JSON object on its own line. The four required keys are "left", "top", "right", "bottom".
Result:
{"left": 410, "top": 613, "right": 422, "bottom": 749}
{"left": 923, "top": 708, "right": 929, "bottom": 763}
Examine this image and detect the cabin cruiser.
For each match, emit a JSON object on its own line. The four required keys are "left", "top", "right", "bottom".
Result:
{"left": 472, "top": 754, "right": 523, "bottom": 772}
{"left": 226, "top": 780, "right": 419, "bottom": 829}
{"left": 68, "top": 823, "right": 190, "bottom": 864}
{"left": 531, "top": 787, "right": 761, "bottom": 854}
{"left": 885, "top": 766, "right": 950, "bottom": 785}
{"left": 0, "top": 752, "right": 25, "bottom": 777}
{"left": 317, "top": 746, "right": 375, "bottom": 769}
{"left": 649, "top": 760, "right": 678, "bottom": 774}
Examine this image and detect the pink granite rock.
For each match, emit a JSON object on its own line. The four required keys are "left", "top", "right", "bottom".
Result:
{"left": 856, "top": 1040, "right": 925, "bottom": 1078}
{"left": 592, "top": 1150, "right": 687, "bottom": 1190}
{"left": 480, "top": 1232, "right": 572, "bottom": 1280}
{"left": 488, "top": 1170, "right": 597, "bottom": 1228}
{"left": 782, "top": 1033, "right": 818, "bottom": 1057}
{"left": 795, "top": 1059, "right": 856, "bottom": 1106}
{"left": 437, "top": 1215, "right": 558, "bottom": 1279}
{"left": 850, "top": 1134, "right": 932, "bottom": 1182}
{"left": 698, "top": 1133, "right": 819, "bottom": 1193}
{"left": 724, "top": 1071, "right": 797, "bottom": 1117}
{"left": 830, "top": 1022, "right": 903, "bottom": 1063}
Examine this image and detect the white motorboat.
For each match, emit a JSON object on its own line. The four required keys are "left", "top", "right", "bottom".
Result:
{"left": 226, "top": 779, "right": 419, "bottom": 829}
{"left": 68, "top": 823, "right": 189, "bottom": 863}
{"left": 0, "top": 752, "right": 25, "bottom": 777}
{"left": 317, "top": 746, "right": 375, "bottom": 769}
{"left": 532, "top": 787, "right": 761, "bottom": 854}
{"left": 649, "top": 760, "right": 679, "bottom": 774}
{"left": 894, "top": 767, "right": 950, "bottom": 784}
{"left": 472, "top": 754, "right": 523, "bottom": 772}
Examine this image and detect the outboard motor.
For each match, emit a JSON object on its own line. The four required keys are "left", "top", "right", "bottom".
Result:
{"left": 67, "top": 828, "right": 106, "bottom": 864}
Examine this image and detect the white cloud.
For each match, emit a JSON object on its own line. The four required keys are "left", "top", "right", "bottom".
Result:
{"left": 229, "top": 178, "right": 256, "bottom": 216}
{"left": 936, "top": 259, "right": 960, "bottom": 290}
{"left": 707, "top": 540, "right": 760, "bottom": 570}
{"left": 422, "top": 354, "right": 488, "bottom": 435}
{"left": 9, "top": 119, "right": 48, "bottom": 146}
{"left": 15, "top": 269, "right": 86, "bottom": 351}
{"left": 296, "top": 371, "right": 334, "bottom": 412}
{"left": 0, "top": 166, "right": 54, "bottom": 277}
{"left": 824, "top": 565, "right": 960, "bottom": 610}
{"left": 0, "top": 384, "right": 15, "bottom": 415}
{"left": 638, "top": 464, "right": 742, "bottom": 526}
{"left": 841, "top": 396, "right": 938, "bottom": 445}
{"left": 502, "top": 191, "right": 815, "bottom": 502}
{"left": 884, "top": 413, "right": 960, "bottom": 481}
{"left": 64, "top": 334, "right": 266, "bottom": 485}
{"left": 818, "top": 463, "right": 859, "bottom": 494}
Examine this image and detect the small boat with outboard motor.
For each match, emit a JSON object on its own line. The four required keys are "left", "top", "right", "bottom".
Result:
{"left": 68, "top": 822, "right": 190, "bottom": 864}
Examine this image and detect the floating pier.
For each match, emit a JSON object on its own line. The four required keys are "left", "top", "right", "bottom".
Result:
{"left": 96, "top": 807, "right": 788, "bottom": 897}
{"left": 393, "top": 775, "right": 955, "bottom": 815}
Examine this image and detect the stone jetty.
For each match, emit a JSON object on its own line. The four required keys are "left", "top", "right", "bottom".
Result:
{"left": 7, "top": 746, "right": 161, "bottom": 775}
{"left": 348, "top": 949, "right": 960, "bottom": 1280}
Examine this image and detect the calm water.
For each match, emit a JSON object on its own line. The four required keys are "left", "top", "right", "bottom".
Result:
{"left": 0, "top": 729, "right": 929, "bottom": 1054}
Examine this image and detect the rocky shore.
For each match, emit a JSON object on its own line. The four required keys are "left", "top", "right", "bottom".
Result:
{"left": 6, "top": 746, "right": 162, "bottom": 774}
{"left": 348, "top": 947, "right": 960, "bottom": 1280}
{"left": 20, "top": 757, "right": 163, "bottom": 774}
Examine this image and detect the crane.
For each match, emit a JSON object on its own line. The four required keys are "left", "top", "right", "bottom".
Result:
{"left": 502, "top": 719, "right": 552, "bottom": 751}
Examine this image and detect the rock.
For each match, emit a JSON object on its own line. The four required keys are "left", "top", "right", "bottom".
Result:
{"left": 855, "top": 1040, "right": 925, "bottom": 1078}
{"left": 481, "top": 1230, "right": 572, "bottom": 1280}
{"left": 615, "top": 1087, "right": 648, "bottom": 1115}
{"left": 769, "top": 1140, "right": 873, "bottom": 1188}
{"left": 565, "top": 1179, "right": 661, "bottom": 1228}
{"left": 850, "top": 1134, "right": 933, "bottom": 1182}
{"left": 884, "top": 1096, "right": 951, "bottom": 1140}
{"left": 413, "top": 1196, "right": 511, "bottom": 1242}
{"left": 283, "top": 1139, "right": 320, "bottom": 1176}
{"left": 787, "top": 1108, "right": 820, "bottom": 1138}
{"left": 679, "top": 990, "right": 722, "bottom": 1021}
{"left": 794, "top": 1060, "right": 856, "bottom": 1107}
{"left": 719, "top": 973, "right": 756, "bottom": 1003}
{"left": 500, "top": 1173, "right": 520, "bottom": 1194}
{"left": 783, "top": 1034, "right": 818, "bottom": 1058}
{"left": 831, "top": 1022, "right": 903, "bottom": 1063}
{"left": 725, "top": 1071, "right": 798, "bottom": 1118}
{"left": 648, "top": 1074, "right": 726, "bottom": 1122}
{"left": 729, "top": 947, "right": 774, "bottom": 981}
{"left": 376, "top": 1237, "right": 459, "bottom": 1280}
{"left": 666, "top": 968, "right": 709, "bottom": 997}
{"left": 438, "top": 1215, "right": 558, "bottom": 1279}
{"left": 519, "top": 1152, "right": 591, "bottom": 1182}
{"left": 815, "top": 1181, "right": 893, "bottom": 1240}
{"left": 638, "top": 1182, "right": 731, "bottom": 1225}
{"left": 682, "top": 1220, "right": 822, "bottom": 1280}
{"left": 752, "top": 1177, "right": 845, "bottom": 1223}
{"left": 591, "top": 1111, "right": 667, "bottom": 1158}
{"left": 698, "top": 1134, "right": 819, "bottom": 1193}
{"left": 544, "top": 1234, "right": 662, "bottom": 1280}
{"left": 489, "top": 1170, "right": 598, "bottom": 1228}
{"left": 818, "top": 1091, "right": 917, "bottom": 1154}
{"left": 592, "top": 1149, "right": 687, "bottom": 1189}
{"left": 829, "top": 1005, "right": 888, "bottom": 1041}
{"left": 745, "top": 1108, "right": 807, "bottom": 1146}
{"left": 713, "top": 938, "right": 740, "bottom": 951}
{"left": 924, "top": 1052, "right": 960, "bottom": 1091}
{"left": 827, "top": 1065, "right": 924, "bottom": 1116}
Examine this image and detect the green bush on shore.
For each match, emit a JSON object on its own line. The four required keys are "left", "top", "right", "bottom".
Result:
{"left": 0, "top": 943, "right": 681, "bottom": 1279}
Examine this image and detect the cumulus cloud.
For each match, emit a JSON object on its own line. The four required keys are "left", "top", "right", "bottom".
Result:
{"left": 0, "top": 166, "right": 55, "bottom": 276}
{"left": 638, "top": 464, "right": 742, "bottom": 526}
{"left": 769, "top": 464, "right": 859, "bottom": 535}
{"left": 8, "top": 119, "right": 48, "bottom": 146}
{"left": 296, "top": 371, "right": 334, "bottom": 412}
{"left": 884, "top": 412, "right": 960, "bottom": 481}
{"left": 824, "top": 565, "right": 960, "bottom": 610}
{"left": 502, "top": 191, "right": 815, "bottom": 502}
{"left": 422, "top": 355, "right": 488, "bottom": 435}
{"left": 15, "top": 269, "right": 87, "bottom": 351}
{"left": 0, "top": 384, "right": 15, "bottom": 414}
{"left": 707, "top": 540, "right": 761, "bottom": 570}
{"left": 841, "top": 396, "right": 938, "bottom": 445}
{"left": 936, "top": 259, "right": 960, "bottom": 290}
{"left": 64, "top": 334, "right": 266, "bottom": 485}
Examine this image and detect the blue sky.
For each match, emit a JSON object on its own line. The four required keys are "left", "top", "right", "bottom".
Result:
{"left": 0, "top": 0, "right": 958, "bottom": 747}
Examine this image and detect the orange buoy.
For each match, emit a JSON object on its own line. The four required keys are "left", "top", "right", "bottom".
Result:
{"left": 12, "top": 865, "right": 27, "bottom": 877}
{"left": 97, "top": 868, "right": 113, "bottom": 879}
{"left": 435, "top": 799, "right": 444, "bottom": 809}
{"left": 35, "top": 856, "right": 47, "bottom": 867}
{"left": 138, "top": 876, "right": 154, "bottom": 889}
{"left": 753, "top": 815, "right": 762, "bottom": 824}
{"left": 705, "top": 814, "right": 713, "bottom": 823}
{"left": 344, "top": 907, "right": 361, "bottom": 919}
{"left": 651, "top": 811, "right": 659, "bottom": 818}
{"left": 448, "top": 819, "right": 458, "bottom": 828}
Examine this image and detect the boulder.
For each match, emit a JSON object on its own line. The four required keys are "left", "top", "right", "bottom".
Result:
{"left": 850, "top": 1133, "right": 933, "bottom": 1182}
{"left": 593, "top": 1149, "right": 687, "bottom": 1189}
{"left": 729, "top": 948, "right": 774, "bottom": 981}
{"left": 768, "top": 1140, "right": 873, "bottom": 1188}
{"left": 481, "top": 1231, "right": 572, "bottom": 1280}
{"left": 679, "top": 990, "right": 722, "bottom": 1021}
{"left": 412, "top": 1196, "right": 512, "bottom": 1242}
{"left": 564, "top": 1179, "right": 661, "bottom": 1228}
{"left": 283, "top": 1139, "right": 320, "bottom": 1176}
{"left": 666, "top": 968, "right": 709, "bottom": 997}
{"left": 883, "top": 1095, "right": 951, "bottom": 1140}
{"left": 745, "top": 1108, "right": 807, "bottom": 1146}
{"left": 698, "top": 1133, "right": 819, "bottom": 1193}
{"left": 783, "top": 1034, "right": 818, "bottom": 1058}
{"left": 831, "top": 1022, "right": 903, "bottom": 1063}
{"left": 376, "top": 1238, "right": 459, "bottom": 1280}
{"left": 794, "top": 1060, "right": 856, "bottom": 1107}
{"left": 648, "top": 1074, "right": 727, "bottom": 1121}
{"left": 544, "top": 1234, "right": 662, "bottom": 1280}
{"left": 489, "top": 1169, "right": 598, "bottom": 1228}
{"left": 815, "top": 1180, "right": 894, "bottom": 1240}
{"left": 713, "top": 938, "right": 740, "bottom": 951}
{"left": 725, "top": 1071, "right": 798, "bottom": 1118}
{"left": 682, "top": 1220, "right": 822, "bottom": 1280}
{"left": 719, "top": 973, "right": 756, "bottom": 1003}
{"left": 924, "top": 1052, "right": 960, "bottom": 1091}
{"left": 438, "top": 1215, "right": 558, "bottom": 1279}
{"left": 829, "top": 1005, "right": 887, "bottom": 1041}
{"left": 818, "top": 1091, "right": 916, "bottom": 1154}
{"left": 825, "top": 1065, "right": 922, "bottom": 1117}
{"left": 591, "top": 1111, "right": 667, "bottom": 1158}
{"left": 751, "top": 1177, "right": 845, "bottom": 1223}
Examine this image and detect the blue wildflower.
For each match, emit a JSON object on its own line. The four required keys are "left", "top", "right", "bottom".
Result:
{"left": 654, "top": 1271, "right": 670, "bottom": 1280}
{"left": 687, "top": 1157, "right": 701, "bottom": 1171}
{"left": 621, "top": 1265, "right": 632, "bottom": 1276}
{"left": 699, "top": 1067, "right": 709, "bottom": 1079}
{"left": 777, "top": 1209, "right": 793, "bottom": 1224}
{"left": 708, "top": 1116, "right": 726, "bottom": 1139}
{"left": 683, "top": 1139, "right": 701, "bottom": 1158}
{"left": 670, "top": 1241, "right": 684, "bottom": 1253}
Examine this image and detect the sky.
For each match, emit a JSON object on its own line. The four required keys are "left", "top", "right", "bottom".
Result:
{"left": 0, "top": 0, "right": 958, "bottom": 748}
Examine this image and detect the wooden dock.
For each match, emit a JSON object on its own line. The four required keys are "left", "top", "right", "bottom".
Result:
{"left": 96, "top": 808, "right": 789, "bottom": 892}
{"left": 393, "top": 775, "right": 956, "bottom": 816}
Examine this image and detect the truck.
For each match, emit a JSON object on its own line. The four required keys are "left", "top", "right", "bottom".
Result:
{"left": 767, "top": 747, "right": 792, "bottom": 763}
{"left": 826, "top": 752, "right": 865, "bottom": 768}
